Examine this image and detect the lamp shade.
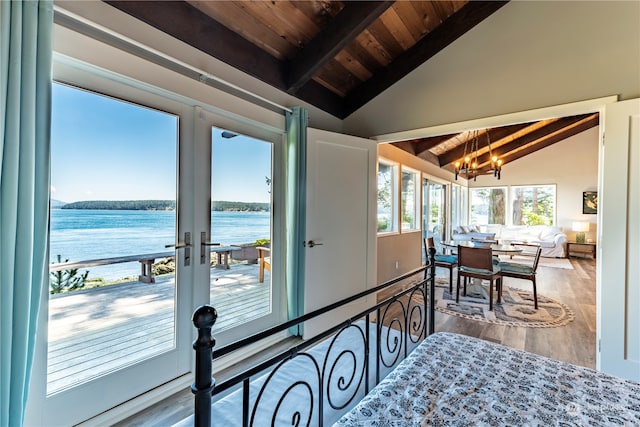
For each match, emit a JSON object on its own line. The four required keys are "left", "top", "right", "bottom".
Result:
{"left": 572, "top": 221, "right": 590, "bottom": 232}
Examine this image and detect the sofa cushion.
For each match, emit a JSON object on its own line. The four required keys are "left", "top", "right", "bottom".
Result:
{"left": 538, "top": 226, "right": 563, "bottom": 241}
{"left": 529, "top": 240, "right": 555, "bottom": 248}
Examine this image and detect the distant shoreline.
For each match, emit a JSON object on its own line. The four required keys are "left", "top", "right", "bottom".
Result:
{"left": 58, "top": 200, "right": 270, "bottom": 212}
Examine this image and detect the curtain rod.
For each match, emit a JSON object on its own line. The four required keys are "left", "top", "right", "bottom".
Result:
{"left": 53, "top": 7, "right": 293, "bottom": 115}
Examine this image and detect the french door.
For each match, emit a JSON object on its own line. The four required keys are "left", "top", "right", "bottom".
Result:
{"left": 28, "top": 83, "right": 194, "bottom": 426}
{"left": 423, "top": 179, "right": 447, "bottom": 252}
{"left": 29, "top": 85, "right": 286, "bottom": 425}
{"left": 192, "top": 108, "right": 285, "bottom": 348}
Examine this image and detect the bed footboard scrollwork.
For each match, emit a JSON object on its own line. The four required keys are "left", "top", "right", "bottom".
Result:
{"left": 190, "top": 247, "right": 436, "bottom": 427}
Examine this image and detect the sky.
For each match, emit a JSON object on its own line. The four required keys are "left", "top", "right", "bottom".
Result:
{"left": 51, "top": 83, "right": 271, "bottom": 204}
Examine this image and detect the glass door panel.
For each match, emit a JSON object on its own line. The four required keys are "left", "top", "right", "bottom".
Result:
{"left": 207, "top": 126, "right": 280, "bottom": 345}
{"left": 422, "top": 180, "right": 446, "bottom": 258}
{"left": 451, "top": 184, "right": 467, "bottom": 232}
{"left": 41, "top": 83, "right": 189, "bottom": 425}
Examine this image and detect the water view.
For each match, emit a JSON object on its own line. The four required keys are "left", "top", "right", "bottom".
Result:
{"left": 50, "top": 209, "right": 270, "bottom": 281}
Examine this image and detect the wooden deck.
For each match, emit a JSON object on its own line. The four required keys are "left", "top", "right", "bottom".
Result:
{"left": 47, "top": 263, "right": 270, "bottom": 394}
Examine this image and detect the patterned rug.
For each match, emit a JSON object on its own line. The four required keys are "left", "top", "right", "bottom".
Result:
{"left": 434, "top": 279, "right": 574, "bottom": 328}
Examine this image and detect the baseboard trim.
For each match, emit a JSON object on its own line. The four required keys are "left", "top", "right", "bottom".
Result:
{"left": 76, "top": 374, "right": 192, "bottom": 427}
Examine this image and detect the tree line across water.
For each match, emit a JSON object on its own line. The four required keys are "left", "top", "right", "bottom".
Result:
{"left": 60, "top": 200, "right": 270, "bottom": 212}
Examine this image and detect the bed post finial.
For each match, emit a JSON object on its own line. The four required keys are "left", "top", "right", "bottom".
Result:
{"left": 192, "top": 305, "right": 218, "bottom": 427}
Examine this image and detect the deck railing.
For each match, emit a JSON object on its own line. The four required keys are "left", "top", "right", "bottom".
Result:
{"left": 49, "top": 251, "right": 175, "bottom": 283}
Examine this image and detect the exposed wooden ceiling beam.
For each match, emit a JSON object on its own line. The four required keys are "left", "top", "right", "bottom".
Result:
{"left": 473, "top": 114, "right": 599, "bottom": 174}
{"left": 287, "top": 1, "right": 394, "bottom": 94}
{"left": 479, "top": 114, "right": 600, "bottom": 172}
{"left": 392, "top": 140, "right": 441, "bottom": 164}
{"left": 392, "top": 134, "right": 455, "bottom": 159}
{"left": 106, "top": 1, "right": 286, "bottom": 88}
{"left": 438, "top": 123, "right": 532, "bottom": 166}
{"left": 342, "top": 1, "right": 509, "bottom": 118}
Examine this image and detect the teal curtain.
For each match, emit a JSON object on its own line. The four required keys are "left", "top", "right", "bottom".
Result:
{"left": 285, "top": 107, "right": 308, "bottom": 334}
{"left": 0, "top": 1, "right": 53, "bottom": 425}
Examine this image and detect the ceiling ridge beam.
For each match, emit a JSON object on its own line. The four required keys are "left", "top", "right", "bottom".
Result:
{"left": 342, "top": 1, "right": 509, "bottom": 118}
{"left": 474, "top": 114, "right": 598, "bottom": 173}
{"left": 287, "top": 1, "right": 393, "bottom": 94}
{"left": 106, "top": 1, "right": 287, "bottom": 88}
{"left": 439, "top": 122, "right": 531, "bottom": 166}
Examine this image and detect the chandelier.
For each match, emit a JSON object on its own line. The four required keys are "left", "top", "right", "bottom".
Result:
{"left": 453, "top": 130, "right": 503, "bottom": 181}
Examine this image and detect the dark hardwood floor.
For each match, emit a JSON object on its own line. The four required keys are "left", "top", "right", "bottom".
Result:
{"left": 117, "top": 257, "right": 596, "bottom": 426}
{"left": 435, "top": 257, "right": 596, "bottom": 369}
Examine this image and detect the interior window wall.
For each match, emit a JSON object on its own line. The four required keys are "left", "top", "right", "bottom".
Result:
{"left": 377, "top": 159, "right": 398, "bottom": 233}
{"left": 401, "top": 167, "right": 419, "bottom": 231}
{"left": 451, "top": 184, "right": 467, "bottom": 231}
{"left": 469, "top": 185, "right": 557, "bottom": 226}
{"left": 511, "top": 185, "right": 556, "bottom": 225}
{"left": 469, "top": 187, "right": 507, "bottom": 225}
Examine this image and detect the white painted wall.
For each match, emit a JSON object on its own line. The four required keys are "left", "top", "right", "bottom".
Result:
{"left": 344, "top": 1, "right": 640, "bottom": 137}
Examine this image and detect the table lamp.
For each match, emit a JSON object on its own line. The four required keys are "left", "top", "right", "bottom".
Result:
{"left": 572, "top": 221, "right": 589, "bottom": 243}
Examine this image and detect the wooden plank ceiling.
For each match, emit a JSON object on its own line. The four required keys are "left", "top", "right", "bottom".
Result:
{"left": 104, "top": 0, "right": 507, "bottom": 118}
{"left": 393, "top": 113, "right": 600, "bottom": 177}
{"left": 102, "top": 1, "right": 598, "bottom": 172}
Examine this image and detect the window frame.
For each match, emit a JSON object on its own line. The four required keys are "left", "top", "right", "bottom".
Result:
{"left": 400, "top": 166, "right": 420, "bottom": 232}
{"left": 377, "top": 158, "right": 399, "bottom": 234}
{"left": 469, "top": 186, "right": 508, "bottom": 225}
{"left": 510, "top": 184, "right": 557, "bottom": 226}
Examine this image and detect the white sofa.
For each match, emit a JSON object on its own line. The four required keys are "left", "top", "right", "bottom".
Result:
{"left": 453, "top": 224, "right": 567, "bottom": 257}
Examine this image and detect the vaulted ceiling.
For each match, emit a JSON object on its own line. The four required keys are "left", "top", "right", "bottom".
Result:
{"left": 105, "top": 0, "right": 507, "bottom": 119}
{"left": 103, "top": 1, "right": 600, "bottom": 173}
{"left": 392, "top": 113, "right": 600, "bottom": 177}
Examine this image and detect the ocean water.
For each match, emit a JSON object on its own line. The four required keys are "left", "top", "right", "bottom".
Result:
{"left": 49, "top": 209, "right": 270, "bottom": 280}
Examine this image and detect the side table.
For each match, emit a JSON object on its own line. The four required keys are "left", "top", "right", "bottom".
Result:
{"left": 566, "top": 241, "right": 596, "bottom": 259}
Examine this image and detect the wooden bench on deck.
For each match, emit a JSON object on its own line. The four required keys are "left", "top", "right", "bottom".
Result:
{"left": 50, "top": 251, "right": 175, "bottom": 284}
{"left": 209, "top": 246, "right": 241, "bottom": 270}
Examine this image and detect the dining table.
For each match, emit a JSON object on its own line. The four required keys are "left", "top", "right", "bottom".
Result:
{"left": 439, "top": 240, "right": 524, "bottom": 299}
{"left": 441, "top": 240, "right": 524, "bottom": 256}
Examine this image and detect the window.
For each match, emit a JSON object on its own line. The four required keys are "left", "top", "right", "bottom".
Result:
{"left": 377, "top": 160, "right": 398, "bottom": 233}
{"left": 451, "top": 184, "right": 467, "bottom": 231}
{"left": 470, "top": 187, "right": 507, "bottom": 225}
{"left": 401, "top": 167, "right": 419, "bottom": 231}
{"left": 511, "top": 185, "right": 556, "bottom": 225}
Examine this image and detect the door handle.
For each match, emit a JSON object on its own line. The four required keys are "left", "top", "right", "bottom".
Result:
{"left": 306, "top": 240, "right": 323, "bottom": 248}
{"left": 200, "top": 232, "right": 221, "bottom": 264}
{"left": 165, "top": 232, "right": 191, "bottom": 266}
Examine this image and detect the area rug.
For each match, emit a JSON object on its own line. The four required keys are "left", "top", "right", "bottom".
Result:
{"left": 497, "top": 255, "right": 574, "bottom": 270}
{"left": 434, "top": 279, "right": 574, "bottom": 328}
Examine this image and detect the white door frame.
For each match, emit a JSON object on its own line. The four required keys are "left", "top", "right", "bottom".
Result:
{"left": 27, "top": 76, "right": 194, "bottom": 427}
{"left": 598, "top": 98, "right": 640, "bottom": 380}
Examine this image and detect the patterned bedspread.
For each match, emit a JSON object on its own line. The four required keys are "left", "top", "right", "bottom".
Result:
{"left": 334, "top": 332, "right": 640, "bottom": 426}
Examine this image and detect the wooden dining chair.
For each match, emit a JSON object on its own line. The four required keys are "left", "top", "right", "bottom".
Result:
{"left": 456, "top": 245, "right": 502, "bottom": 311}
{"left": 425, "top": 237, "right": 457, "bottom": 293}
{"left": 498, "top": 246, "right": 542, "bottom": 309}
